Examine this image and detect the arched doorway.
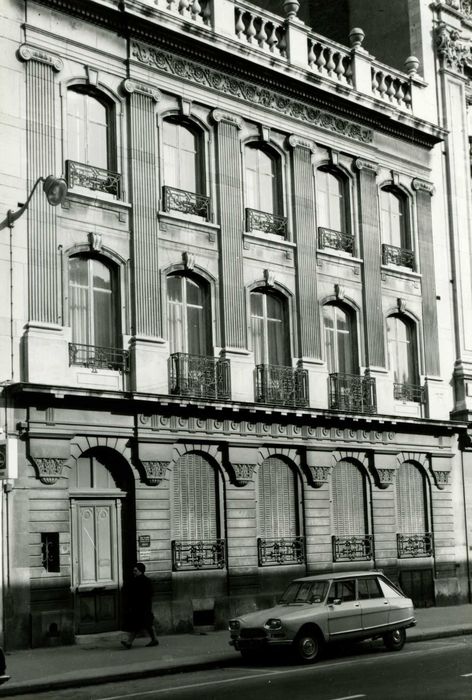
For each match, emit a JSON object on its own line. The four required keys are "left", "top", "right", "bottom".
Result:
{"left": 69, "top": 448, "right": 135, "bottom": 634}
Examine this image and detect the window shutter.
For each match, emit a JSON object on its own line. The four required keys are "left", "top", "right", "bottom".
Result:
{"left": 332, "top": 460, "right": 367, "bottom": 535}
{"left": 258, "top": 458, "right": 297, "bottom": 539}
{"left": 396, "top": 463, "right": 426, "bottom": 533}
{"left": 173, "top": 454, "right": 217, "bottom": 541}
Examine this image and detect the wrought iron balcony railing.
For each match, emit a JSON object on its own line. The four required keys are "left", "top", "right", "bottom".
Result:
{"left": 394, "top": 382, "right": 426, "bottom": 403}
{"left": 168, "top": 353, "right": 231, "bottom": 400}
{"left": 381, "top": 243, "right": 415, "bottom": 270}
{"left": 162, "top": 185, "right": 210, "bottom": 220}
{"left": 69, "top": 343, "right": 129, "bottom": 372}
{"left": 246, "top": 207, "right": 287, "bottom": 237}
{"left": 332, "top": 534, "right": 374, "bottom": 562}
{"left": 255, "top": 364, "right": 309, "bottom": 407}
{"left": 172, "top": 539, "right": 226, "bottom": 571}
{"left": 318, "top": 227, "right": 355, "bottom": 255}
{"left": 66, "top": 160, "right": 121, "bottom": 198}
{"left": 397, "top": 533, "right": 433, "bottom": 559}
{"left": 329, "top": 373, "right": 377, "bottom": 414}
{"left": 258, "top": 537, "right": 305, "bottom": 567}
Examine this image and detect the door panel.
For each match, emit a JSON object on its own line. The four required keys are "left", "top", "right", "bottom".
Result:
{"left": 72, "top": 499, "right": 122, "bottom": 634}
{"left": 327, "top": 580, "right": 362, "bottom": 637}
{"left": 358, "top": 577, "right": 390, "bottom": 631}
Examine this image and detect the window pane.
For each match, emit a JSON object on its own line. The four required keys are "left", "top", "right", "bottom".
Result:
{"left": 387, "top": 315, "right": 417, "bottom": 384}
{"left": 381, "top": 190, "right": 406, "bottom": 248}
{"left": 187, "top": 304, "right": 207, "bottom": 356}
{"left": 267, "top": 318, "right": 287, "bottom": 366}
{"left": 69, "top": 258, "right": 89, "bottom": 344}
{"left": 332, "top": 460, "right": 366, "bottom": 535}
{"left": 251, "top": 315, "right": 264, "bottom": 365}
{"left": 250, "top": 292, "right": 263, "bottom": 317}
{"left": 92, "top": 260, "right": 114, "bottom": 347}
{"left": 163, "top": 121, "right": 200, "bottom": 193}
{"left": 396, "top": 463, "right": 426, "bottom": 533}
{"left": 67, "top": 91, "right": 86, "bottom": 163}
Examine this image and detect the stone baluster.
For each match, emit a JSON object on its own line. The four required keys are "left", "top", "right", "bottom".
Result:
{"left": 246, "top": 13, "right": 256, "bottom": 43}
{"left": 18, "top": 45, "right": 63, "bottom": 325}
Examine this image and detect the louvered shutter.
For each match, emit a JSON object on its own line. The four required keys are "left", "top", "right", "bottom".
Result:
{"left": 173, "top": 454, "right": 217, "bottom": 540}
{"left": 396, "top": 463, "right": 426, "bottom": 533}
{"left": 332, "top": 460, "right": 367, "bottom": 535}
{"left": 258, "top": 458, "right": 297, "bottom": 539}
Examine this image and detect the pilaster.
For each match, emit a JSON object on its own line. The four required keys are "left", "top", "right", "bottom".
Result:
{"left": 355, "top": 158, "right": 386, "bottom": 369}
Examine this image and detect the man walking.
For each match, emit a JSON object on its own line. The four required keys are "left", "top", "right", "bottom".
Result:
{"left": 121, "top": 563, "right": 159, "bottom": 649}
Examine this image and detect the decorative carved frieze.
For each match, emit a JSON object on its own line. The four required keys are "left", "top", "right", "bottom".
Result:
{"left": 122, "top": 78, "right": 161, "bottom": 101}
{"left": 431, "top": 469, "right": 449, "bottom": 489}
{"left": 412, "top": 178, "right": 435, "bottom": 195}
{"left": 141, "top": 460, "right": 169, "bottom": 486}
{"left": 35, "top": 458, "right": 68, "bottom": 485}
{"left": 376, "top": 468, "right": 396, "bottom": 488}
{"left": 212, "top": 109, "right": 243, "bottom": 129}
{"left": 435, "top": 22, "right": 470, "bottom": 74}
{"left": 354, "top": 158, "right": 379, "bottom": 173}
{"left": 18, "top": 44, "right": 64, "bottom": 71}
{"left": 232, "top": 463, "right": 257, "bottom": 486}
{"left": 132, "top": 42, "right": 373, "bottom": 144}
{"left": 288, "top": 135, "right": 316, "bottom": 153}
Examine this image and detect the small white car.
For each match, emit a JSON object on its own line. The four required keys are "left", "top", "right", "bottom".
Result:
{"left": 229, "top": 571, "right": 416, "bottom": 663}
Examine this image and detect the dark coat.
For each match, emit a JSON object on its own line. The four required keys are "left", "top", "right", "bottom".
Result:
{"left": 125, "top": 574, "right": 154, "bottom": 630}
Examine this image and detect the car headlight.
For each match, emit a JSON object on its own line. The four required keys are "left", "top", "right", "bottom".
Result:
{"left": 228, "top": 619, "right": 240, "bottom": 632}
{"left": 264, "top": 618, "right": 282, "bottom": 631}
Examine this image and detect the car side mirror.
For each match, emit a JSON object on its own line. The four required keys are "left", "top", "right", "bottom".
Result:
{"left": 329, "top": 598, "right": 342, "bottom": 606}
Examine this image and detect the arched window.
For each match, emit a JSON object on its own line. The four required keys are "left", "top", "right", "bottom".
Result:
{"left": 162, "top": 118, "right": 204, "bottom": 194}
{"left": 172, "top": 453, "right": 224, "bottom": 570}
{"left": 167, "top": 275, "right": 211, "bottom": 356}
{"left": 380, "top": 188, "right": 408, "bottom": 249}
{"left": 67, "top": 87, "right": 113, "bottom": 170}
{"left": 250, "top": 290, "right": 289, "bottom": 366}
{"left": 316, "top": 168, "right": 347, "bottom": 233}
{"left": 323, "top": 303, "right": 357, "bottom": 374}
{"left": 332, "top": 460, "right": 371, "bottom": 561}
{"left": 257, "top": 457, "right": 302, "bottom": 564}
{"left": 245, "top": 144, "right": 282, "bottom": 216}
{"left": 387, "top": 314, "right": 419, "bottom": 391}
{"left": 396, "top": 463, "right": 428, "bottom": 535}
{"left": 69, "top": 256, "right": 118, "bottom": 349}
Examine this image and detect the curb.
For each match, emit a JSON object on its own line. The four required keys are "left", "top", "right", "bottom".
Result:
{"left": 1, "top": 627, "right": 471, "bottom": 697}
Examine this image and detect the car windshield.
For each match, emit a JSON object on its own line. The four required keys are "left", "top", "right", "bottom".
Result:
{"left": 280, "top": 580, "right": 329, "bottom": 604}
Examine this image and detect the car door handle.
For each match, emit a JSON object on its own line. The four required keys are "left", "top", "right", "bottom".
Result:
{"left": 383, "top": 601, "right": 389, "bottom": 605}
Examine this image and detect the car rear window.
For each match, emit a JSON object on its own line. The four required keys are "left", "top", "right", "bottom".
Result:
{"left": 378, "top": 578, "right": 404, "bottom": 598}
{"left": 358, "top": 577, "right": 384, "bottom": 599}
{"left": 281, "top": 581, "right": 329, "bottom": 603}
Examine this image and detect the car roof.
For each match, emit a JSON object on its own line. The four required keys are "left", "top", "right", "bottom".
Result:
{"left": 292, "top": 571, "right": 385, "bottom": 583}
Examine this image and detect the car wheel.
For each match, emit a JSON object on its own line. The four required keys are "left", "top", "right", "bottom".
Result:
{"left": 294, "top": 630, "right": 323, "bottom": 664}
{"left": 383, "top": 627, "right": 406, "bottom": 651}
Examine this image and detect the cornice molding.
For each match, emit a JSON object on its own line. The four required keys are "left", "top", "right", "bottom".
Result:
{"left": 18, "top": 43, "right": 64, "bottom": 71}
{"left": 131, "top": 40, "right": 374, "bottom": 144}
{"left": 122, "top": 78, "right": 161, "bottom": 101}
{"left": 211, "top": 109, "right": 243, "bottom": 129}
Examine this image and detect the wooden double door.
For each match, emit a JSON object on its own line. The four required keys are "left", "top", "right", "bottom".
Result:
{"left": 71, "top": 498, "right": 123, "bottom": 634}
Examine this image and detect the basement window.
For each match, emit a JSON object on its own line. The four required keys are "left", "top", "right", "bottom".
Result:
{"left": 41, "top": 533, "right": 60, "bottom": 573}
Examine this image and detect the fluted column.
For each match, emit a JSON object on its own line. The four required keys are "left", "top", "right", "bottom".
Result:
{"left": 19, "top": 45, "right": 63, "bottom": 324}
{"left": 212, "top": 110, "right": 245, "bottom": 349}
{"left": 289, "top": 135, "right": 321, "bottom": 359}
{"left": 413, "top": 179, "right": 440, "bottom": 377}
{"left": 124, "top": 79, "right": 161, "bottom": 337}
{"left": 355, "top": 158, "right": 385, "bottom": 368}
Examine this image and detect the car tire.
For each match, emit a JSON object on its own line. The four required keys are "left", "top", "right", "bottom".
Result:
{"left": 383, "top": 627, "right": 406, "bottom": 651}
{"left": 240, "top": 649, "right": 257, "bottom": 663}
{"left": 294, "top": 629, "right": 323, "bottom": 664}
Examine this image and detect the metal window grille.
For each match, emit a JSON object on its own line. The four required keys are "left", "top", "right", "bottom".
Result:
{"left": 255, "top": 364, "right": 309, "bottom": 407}
{"left": 246, "top": 207, "right": 287, "bottom": 237}
{"left": 66, "top": 160, "right": 121, "bottom": 198}
{"left": 332, "top": 534, "right": 374, "bottom": 562}
{"left": 163, "top": 185, "right": 210, "bottom": 220}
{"left": 69, "top": 343, "right": 129, "bottom": 372}
{"left": 318, "top": 227, "right": 355, "bottom": 254}
{"left": 172, "top": 539, "right": 226, "bottom": 571}
{"left": 382, "top": 243, "right": 415, "bottom": 270}
{"left": 257, "top": 537, "right": 305, "bottom": 566}
{"left": 168, "top": 353, "right": 231, "bottom": 400}
{"left": 394, "top": 383, "right": 426, "bottom": 403}
{"left": 328, "top": 373, "right": 377, "bottom": 414}
{"left": 397, "top": 533, "right": 433, "bottom": 558}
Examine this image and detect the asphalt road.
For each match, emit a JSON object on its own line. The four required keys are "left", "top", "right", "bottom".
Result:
{"left": 10, "top": 636, "right": 472, "bottom": 700}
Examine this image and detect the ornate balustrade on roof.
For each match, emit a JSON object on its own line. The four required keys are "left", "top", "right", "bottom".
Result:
{"left": 124, "top": 0, "right": 428, "bottom": 122}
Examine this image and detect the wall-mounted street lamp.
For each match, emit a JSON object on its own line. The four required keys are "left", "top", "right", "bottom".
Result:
{"left": 0, "top": 175, "right": 68, "bottom": 231}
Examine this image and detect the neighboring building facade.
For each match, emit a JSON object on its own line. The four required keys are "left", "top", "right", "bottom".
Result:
{"left": 0, "top": 0, "right": 470, "bottom": 649}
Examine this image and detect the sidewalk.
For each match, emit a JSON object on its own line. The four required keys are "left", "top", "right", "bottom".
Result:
{"left": 0, "top": 604, "right": 471, "bottom": 697}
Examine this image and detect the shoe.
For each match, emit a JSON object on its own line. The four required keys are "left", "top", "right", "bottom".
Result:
{"left": 121, "top": 640, "right": 132, "bottom": 649}
{"left": 146, "top": 640, "right": 159, "bottom": 647}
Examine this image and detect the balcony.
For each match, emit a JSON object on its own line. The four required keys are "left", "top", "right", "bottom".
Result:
{"left": 246, "top": 208, "right": 287, "bottom": 237}
{"left": 318, "top": 227, "right": 355, "bottom": 255}
{"left": 394, "top": 382, "right": 426, "bottom": 403}
{"left": 69, "top": 343, "right": 129, "bottom": 372}
{"left": 255, "top": 364, "right": 309, "bottom": 407}
{"left": 162, "top": 185, "right": 210, "bottom": 220}
{"left": 332, "top": 535, "right": 374, "bottom": 562}
{"left": 382, "top": 243, "right": 415, "bottom": 270}
{"left": 66, "top": 160, "right": 121, "bottom": 198}
{"left": 168, "top": 353, "right": 231, "bottom": 400}
{"left": 258, "top": 537, "right": 305, "bottom": 567}
{"left": 172, "top": 539, "right": 226, "bottom": 571}
{"left": 397, "top": 533, "right": 434, "bottom": 559}
{"left": 328, "top": 373, "right": 377, "bottom": 414}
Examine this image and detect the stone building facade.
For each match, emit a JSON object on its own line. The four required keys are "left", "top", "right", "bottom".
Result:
{"left": 0, "top": 0, "right": 470, "bottom": 649}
